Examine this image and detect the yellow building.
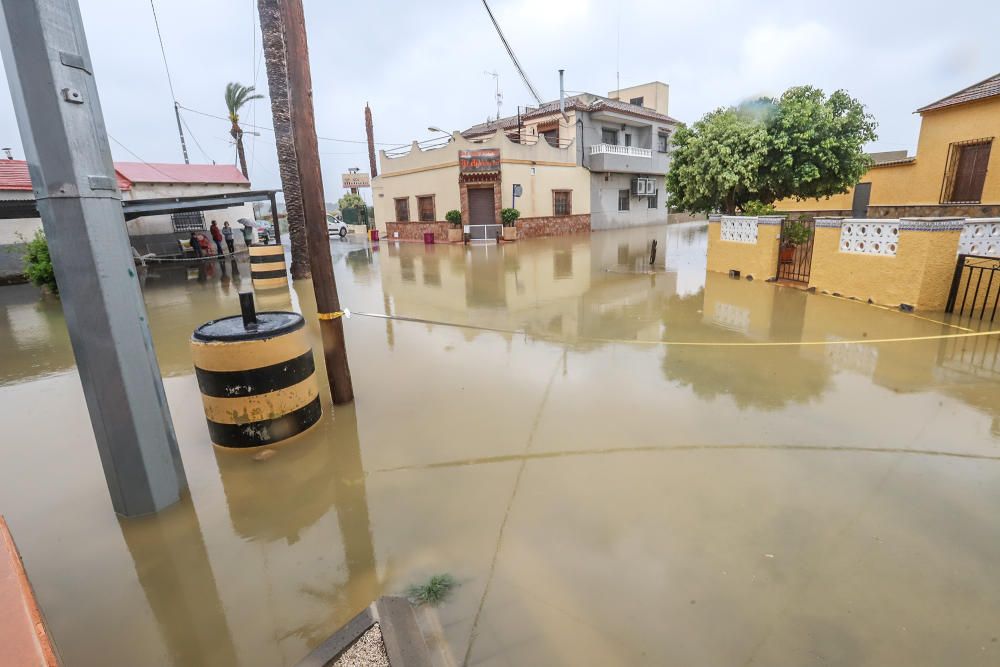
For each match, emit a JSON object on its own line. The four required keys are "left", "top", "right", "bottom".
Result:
{"left": 777, "top": 72, "right": 999, "bottom": 219}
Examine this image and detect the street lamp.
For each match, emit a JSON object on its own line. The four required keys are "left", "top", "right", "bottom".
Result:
{"left": 427, "top": 126, "right": 452, "bottom": 137}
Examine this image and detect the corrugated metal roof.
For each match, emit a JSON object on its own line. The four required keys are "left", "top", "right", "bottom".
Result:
{"left": 917, "top": 72, "right": 1000, "bottom": 113}
{"left": 113, "top": 162, "right": 249, "bottom": 185}
{"left": 0, "top": 159, "right": 249, "bottom": 192}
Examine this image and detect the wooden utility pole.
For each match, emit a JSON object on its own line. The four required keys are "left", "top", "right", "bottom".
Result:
{"left": 278, "top": 0, "right": 354, "bottom": 404}
{"left": 365, "top": 103, "right": 377, "bottom": 178}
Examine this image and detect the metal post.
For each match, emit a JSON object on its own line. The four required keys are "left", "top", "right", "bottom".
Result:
{"left": 279, "top": 0, "right": 354, "bottom": 404}
{"left": 173, "top": 102, "right": 190, "bottom": 164}
{"left": 269, "top": 191, "right": 281, "bottom": 244}
{"left": 0, "top": 0, "right": 187, "bottom": 516}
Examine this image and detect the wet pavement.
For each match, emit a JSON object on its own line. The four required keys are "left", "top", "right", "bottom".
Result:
{"left": 1, "top": 222, "right": 1000, "bottom": 666}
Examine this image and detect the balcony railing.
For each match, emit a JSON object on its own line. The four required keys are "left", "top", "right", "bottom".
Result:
{"left": 589, "top": 143, "right": 651, "bottom": 158}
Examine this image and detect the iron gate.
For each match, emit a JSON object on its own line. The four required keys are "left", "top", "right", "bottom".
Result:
{"left": 775, "top": 217, "right": 815, "bottom": 284}
{"left": 946, "top": 254, "right": 1000, "bottom": 321}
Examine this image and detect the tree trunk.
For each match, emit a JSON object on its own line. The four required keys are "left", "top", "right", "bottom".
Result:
{"left": 232, "top": 122, "right": 249, "bottom": 179}
{"left": 257, "top": 0, "right": 310, "bottom": 279}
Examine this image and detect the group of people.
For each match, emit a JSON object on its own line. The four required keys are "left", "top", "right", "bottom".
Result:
{"left": 189, "top": 220, "right": 257, "bottom": 258}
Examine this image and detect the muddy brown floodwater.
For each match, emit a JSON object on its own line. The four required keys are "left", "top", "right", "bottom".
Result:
{"left": 2, "top": 222, "right": 1000, "bottom": 666}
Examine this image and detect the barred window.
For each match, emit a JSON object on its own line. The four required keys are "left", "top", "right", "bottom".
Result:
{"left": 618, "top": 189, "right": 630, "bottom": 211}
{"left": 417, "top": 195, "right": 435, "bottom": 222}
{"left": 941, "top": 138, "right": 993, "bottom": 204}
{"left": 553, "top": 190, "right": 572, "bottom": 216}
{"left": 171, "top": 211, "right": 205, "bottom": 232}
{"left": 394, "top": 197, "right": 410, "bottom": 222}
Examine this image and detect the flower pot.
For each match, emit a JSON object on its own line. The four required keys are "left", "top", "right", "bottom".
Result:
{"left": 447, "top": 228, "right": 463, "bottom": 243}
{"left": 502, "top": 226, "right": 517, "bottom": 241}
{"left": 779, "top": 244, "right": 796, "bottom": 264}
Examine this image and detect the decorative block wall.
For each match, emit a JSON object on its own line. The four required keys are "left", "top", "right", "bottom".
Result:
{"left": 958, "top": 218, "right": 1000, "bottom": 258}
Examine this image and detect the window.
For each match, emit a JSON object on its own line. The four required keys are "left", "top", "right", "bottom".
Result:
{"left": 171, "top": 211, "right": 205, "bottom": 232}
{"left": 618, "top": 189, "right": 630, "bottom": 211}
{"left": 629, "top": 96, "right": 644, "bottom": 107}
{"left": 648, "top": 191, "right": 658, "bottom": 209}
{"left": 394, "top": 197, "right": 410, "bottom": 222}
{"left": 417, "top": 195, "right": 435, "bottom": 222}
{"left": 541, "top": 128, "right": 559, "bottom": 147}
{"left": 624, "top": 133, "right": 632, "bottom": 147}
{"left": 657, "top": 133, "right": 669, "bottom": 153}
{"left": 942, "top": 138, "right": 993, "bottom": 203}
{"left": 602, "top": 128, "right": 618, "bottom": 145}
{"left": 553, "top": 190, "right": 572, "bottom": 216}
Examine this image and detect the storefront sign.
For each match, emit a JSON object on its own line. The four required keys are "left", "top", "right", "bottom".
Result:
{"left": 458, "top": 148, "right": 500, "bottom": 174}
{"left": 341, "top": 172, "right": 371, "bottom": 188}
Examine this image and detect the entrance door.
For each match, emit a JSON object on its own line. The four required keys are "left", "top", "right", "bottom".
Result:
{"left": 775, "top": 217, "right": 816, "bottom": 284}
{"left": 851, "top": 182, "right": 872, "bottom": 218}
{"left": 467, "top": 187, "right": 499, "bottom": 241}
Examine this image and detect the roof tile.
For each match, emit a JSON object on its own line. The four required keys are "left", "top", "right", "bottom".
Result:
{"left": 917, "top": 72, "right": 1000, "bottom": 113}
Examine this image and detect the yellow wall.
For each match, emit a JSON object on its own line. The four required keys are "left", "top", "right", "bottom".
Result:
{"left": 777, "top": 95, "right": 1000, "bottom": 212}
{"left": 501, "top": 162, "right": 590, "bottom": 216}
{"left": 808, "top": 223, "right": 960, "bottom": 310}
{"left": 609, "top": 82, "right": 670, "bottom": 116}
{"left": 705, "top": 217, "right": 782, "bottom": 280}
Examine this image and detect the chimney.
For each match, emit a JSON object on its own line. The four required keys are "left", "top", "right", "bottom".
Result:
{"left": 1, "top": 148, "right": 12, "bottom": 160}
{"left": 558, "top": 69, "right": 565, "bottom": 118}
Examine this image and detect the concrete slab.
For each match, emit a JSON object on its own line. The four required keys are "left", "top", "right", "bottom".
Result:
{"left": 0, "top": 516, "right": 59, "bottom": 666}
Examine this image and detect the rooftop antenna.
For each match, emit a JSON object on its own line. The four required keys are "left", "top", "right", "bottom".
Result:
{"left": 480, "top": 0, "right": 543, "bottom": 106}
{"left": 615, "top": 8, "right": 621, "bottom": 99}
{"left": 485, "top": 70, "right": 501, "bottom": 126}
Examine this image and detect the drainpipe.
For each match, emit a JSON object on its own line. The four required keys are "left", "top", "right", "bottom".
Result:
{"left": 559, "top": 69, "right": 566, "bottom": 120}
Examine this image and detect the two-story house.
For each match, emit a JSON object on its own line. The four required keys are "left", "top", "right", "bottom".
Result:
{"left": 371, "top": 82, "right": 680, "bottom": 242}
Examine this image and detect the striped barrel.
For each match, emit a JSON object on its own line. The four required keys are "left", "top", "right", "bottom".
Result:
{"left": 190, "top": 311, "right": 322, "bottom": 448}
{"left": 249, "top": 244, "right": 288, "bottom": 289}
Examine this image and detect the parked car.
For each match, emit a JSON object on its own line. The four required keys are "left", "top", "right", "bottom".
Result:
{"left": 327, "top": 215, "right": 348, "bottom": 238}
{"left": 252, "top": 220, "right": 273, "bottom": 244}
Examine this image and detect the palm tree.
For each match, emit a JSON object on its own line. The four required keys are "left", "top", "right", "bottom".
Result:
{"left": 224, "top": 82, "right": 264, "bottom": 180}
{"left": 255, "top": 0, "right": 310, "bottom": 279}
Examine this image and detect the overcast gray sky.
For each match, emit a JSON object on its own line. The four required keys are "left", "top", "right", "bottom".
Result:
{"left": 2, "top": 0, "right": 998, "bottom": 204}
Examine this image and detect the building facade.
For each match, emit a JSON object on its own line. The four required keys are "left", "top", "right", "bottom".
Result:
{"left": 776, "top": 73, "right": 1000, "bottom": 219}
{"left": 372, "top": 82, "right": 679, "bottom": 241}
{"left": 0, "top": 161, "right": 255, "bottom": 278}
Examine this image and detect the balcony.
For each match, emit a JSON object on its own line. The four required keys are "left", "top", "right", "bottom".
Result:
{"left": 589, "top": 144, "right": 652, "bottom": 158}
{"left": 587, "top": 143, "right": 665, "bottom": 174}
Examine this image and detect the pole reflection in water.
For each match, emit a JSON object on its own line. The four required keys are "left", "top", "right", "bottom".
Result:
{"left": 119, "top": 493, "right": 239, "bottom": 667}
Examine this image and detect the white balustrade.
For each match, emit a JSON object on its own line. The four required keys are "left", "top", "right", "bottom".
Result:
{"left": 588, "top": 143, "right": 652, "bottom": 158}
{"left": 958, "top": 219, "right": 1000, "bottom": 257}
{"left": 839, "top": 220, "right": 899, "bottom": 256}
{"left": 720, "top": 216, "right": 758, "bottom": 244}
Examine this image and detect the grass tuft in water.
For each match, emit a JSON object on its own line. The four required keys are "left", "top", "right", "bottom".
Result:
{"left": 406, "top": 574, "right": 458, "bottom": 606}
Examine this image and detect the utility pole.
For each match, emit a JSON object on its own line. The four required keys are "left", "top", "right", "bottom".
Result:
{"left": 279, "top": 0, "right": 354, "bottom": 404}
{"left": 173, "top": 101, "right": 190, "bottom": 164}
{"left": 364, "top": 103, "right": 377, "bottom": 178}
{"left": 0, "top": 0, "right": 187, "bottom": 516}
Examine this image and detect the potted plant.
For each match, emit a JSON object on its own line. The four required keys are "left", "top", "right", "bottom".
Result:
{"left": 501, "top": 207, "right": 520, "bottom": 241}
{"left": 445, "top": 209, "right": 463, "bottom": 242}
{"left": 779, "top": 217, "right": 812, "bottom": 263}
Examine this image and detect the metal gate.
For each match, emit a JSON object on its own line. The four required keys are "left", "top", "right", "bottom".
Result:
{"left": 466, "top": 224, "right": 501, "bottom": 242}
{"left": 946, "top": 254, "right": 1000, "bottom": 321}
{"left": 775, "top": 217, "right": 815, "bottom": 284}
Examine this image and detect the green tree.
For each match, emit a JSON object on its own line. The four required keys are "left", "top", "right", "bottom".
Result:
{"left": 665, "top": 87, "right": 877, "bottom": 214}
{"left": 337, "top": 193, "right": 365, "bottom": 211}
{"left": 22, "top": 230, "right": 57, "bottom": 294}
{"left": 224, "top": 82, "right": 264, "bottom": 179}
{"left": 665, "top": 107, "right": 768, "bottom": 214}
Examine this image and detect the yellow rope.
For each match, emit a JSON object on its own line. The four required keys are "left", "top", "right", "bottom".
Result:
{"left": 316, "top": 311, "right": 344, "bottom": 320}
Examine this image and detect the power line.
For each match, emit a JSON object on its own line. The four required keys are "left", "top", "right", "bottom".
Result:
{"left": 175, "top": 103, "right": 405, "bottom": 146}
{"left": 480, "top": 0, "right": 543, "bottom": 106}
{"left": 149, "top": 0, "right": 176, "bottom": 100}
{"left": 108, "top": 134, "right": 185, "bottom": 183}
{"left": 178, "top": 112, "right": 215, "bottom": 164}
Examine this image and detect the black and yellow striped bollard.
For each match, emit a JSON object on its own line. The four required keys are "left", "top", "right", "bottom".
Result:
{"left": 249, "top": 244, "right": 288, "bottom": 289}
{"left": 190, "top": 293, "right": 322, "bottom": 448}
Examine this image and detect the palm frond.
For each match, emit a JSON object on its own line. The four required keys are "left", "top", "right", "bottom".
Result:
{"left": 224, "top": 81, "right": 265, "bottom": 122}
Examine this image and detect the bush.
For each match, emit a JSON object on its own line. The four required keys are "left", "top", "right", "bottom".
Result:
{"left": 783, "top": 219, "right": 813, "bottom": 246}
{"left": 23, "top": 229, "right": 58, "bottom": 294}
{"left": 406, "top": 574, "right": 458, "bottom": 606}
{"left": 445, "top": 209, "right": 462, "bottom": 226}
{"left": 500, "top": 207, "right": 520, "bottom": 227}
{"left": 740, "top": 200, "right": 776, "bottom": 216}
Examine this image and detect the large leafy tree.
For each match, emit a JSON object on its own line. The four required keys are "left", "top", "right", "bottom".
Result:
{"left": 224, "top": 82, "right": 264, "bottom": 180}
{"left": 666, "top": 86, "right": 877, "bottom": 214}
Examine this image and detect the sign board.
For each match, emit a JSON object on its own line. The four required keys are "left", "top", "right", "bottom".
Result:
{"left": 341, "top": 172, "right": 371, "bottom": 189}
{"left": 512, "top": 184, "right": 523, "bottom": 197}
{"left": 458, "top": 148, "right": 500, "bottom": 174}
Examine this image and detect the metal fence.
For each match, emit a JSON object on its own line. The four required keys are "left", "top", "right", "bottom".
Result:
{"left": 946, "top": 254, "right": 1000, "bottom": 322}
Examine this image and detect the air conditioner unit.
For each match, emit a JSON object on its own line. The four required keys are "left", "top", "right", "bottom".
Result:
{"left": 631, "top": 177, "right": 643, "bottom": 196}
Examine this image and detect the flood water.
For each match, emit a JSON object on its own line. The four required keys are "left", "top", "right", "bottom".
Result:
{"left": 2, "top": 222, "right": 1000, "bottom": 666}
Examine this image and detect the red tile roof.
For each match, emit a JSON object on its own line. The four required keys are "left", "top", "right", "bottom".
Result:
{"left": 917, "top": 72, "right": 1000, "bottom": 113}
{"left": 0, "top": 159, "right": 249, "bottom": 192}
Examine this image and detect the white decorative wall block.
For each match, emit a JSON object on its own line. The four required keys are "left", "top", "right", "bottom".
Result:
{"left": 958, "top": 219, "right": 1000, "bottom": 258}
{"left": 839, "top": 220, "right": 899, "bottom": 256}
{"left": 712, "top": 302, "right": 751, "bottom": 334}
{"left": 720, "top": 216, "right": 758, "bottom": 244}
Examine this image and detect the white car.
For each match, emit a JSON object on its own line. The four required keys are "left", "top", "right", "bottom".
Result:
{"left": 327, "top": 215, "right": 348, "bottom": 238}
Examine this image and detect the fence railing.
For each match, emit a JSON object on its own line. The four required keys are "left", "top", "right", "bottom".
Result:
{"left": 589, "top": 144, "right": 652, "bottom": 158}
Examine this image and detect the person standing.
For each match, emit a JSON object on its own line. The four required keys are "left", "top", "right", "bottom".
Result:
{"left": 222, "top": 221, "right": 235, "bottom": 254}
{"left": 210, "top": 221, "right": 225, "bottom": 255}
{"left": 240, "top": 218, "right": 255, "bottom": 247}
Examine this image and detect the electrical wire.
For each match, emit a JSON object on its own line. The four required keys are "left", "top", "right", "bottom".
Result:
{"left": 178, "top": 112, "right": 215, "bottom": 164}
{"left": 108, "top": 134, "right": 185, "bottom": 183}
{"left": 149, "top": 0, "right": 177, "bottom": 101}
{"left": 480, "top": 0, "right": 543, "bottom": 105}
